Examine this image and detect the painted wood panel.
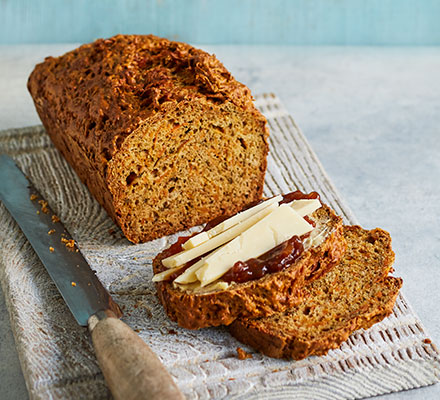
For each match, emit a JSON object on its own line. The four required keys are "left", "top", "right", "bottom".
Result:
{"left": 1, "top": 0, "right": 440, "bottom": 45}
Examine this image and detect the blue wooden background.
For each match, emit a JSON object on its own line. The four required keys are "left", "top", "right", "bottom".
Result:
{"left": 1, "top": 0, "right": 440, "bottom": 45}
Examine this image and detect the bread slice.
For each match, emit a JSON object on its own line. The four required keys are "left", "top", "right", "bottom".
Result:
{"left": 27, "top": 34, "right": 269, "bottom": 243}
{"left": 228, "top": 226, "right": 402, "bottom": 359}
{"left": 153, "top": 204, "right": 346, "bottom": 329}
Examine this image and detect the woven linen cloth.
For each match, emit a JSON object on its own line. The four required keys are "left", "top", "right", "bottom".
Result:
{"left": 0, "top": 93, "right": 439, "bottom": 399}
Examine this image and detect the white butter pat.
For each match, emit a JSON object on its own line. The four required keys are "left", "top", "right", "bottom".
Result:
{"left": 162, "top": 203, "right": 279, "bottom": 269}
{"left": 182, "top": 195, "right": 282, "bottom": 249}
{"left": 289, "top": 199, "right": 321, "bottom": 217}
{"left": 182, "top": 280, "right": 229, "bottom": 293}
{"left": 152, "top": 266, "right": 184, "bottom": 282}
{"left": 195, "top": 204, "right": 313, "bottom": 287}
{"left": 205, "top": 281, "right": 229, "bottom": 291}
{"left": 173, "top": 257, "right": 206, "bottom": 284}
{"left": 182, "top": 232, "right": 209, "bottom": 250}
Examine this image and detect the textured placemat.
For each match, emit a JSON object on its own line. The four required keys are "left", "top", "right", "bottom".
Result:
{"left": 0, "top": 93, "right": 439, "bottom": 399}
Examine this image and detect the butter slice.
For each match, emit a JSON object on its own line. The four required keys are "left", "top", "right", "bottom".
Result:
{"left": 182, "top": 195, "right": 283, "bottom": 250}
{"left": 162, "top": 202, "right": 279, "bottom": 269}
{"left": 152, "top": 266, "right": 183, "bottom": 282}
{"left": 195, "top": 205, "right": 313, "bottom": 287}
{"left": 176, "top": 280, "right": 229, "bottom": 294}
{"left": 289, "top": 199, "right": 321, "bottom": 217}
{"left": 173, "top": 257, "right": 206, "bottom": 284}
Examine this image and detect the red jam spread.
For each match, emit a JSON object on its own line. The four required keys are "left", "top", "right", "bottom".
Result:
{"left": 222, "top": 235, "right": 304, "bottom": 283}
{"left": 202, "top": 214, "right": 230, "bottom": 232}
{"left": 161, "top": 190, "right": 321, "bottom": 283}
{"left": 279, "top": 190, "right": 320, "bottom": 204}
{"left": 159, "top": 234, "right": 203, "bottom": 281}
{"left": 160, "top": 235, "right": 192, "bottom": 260}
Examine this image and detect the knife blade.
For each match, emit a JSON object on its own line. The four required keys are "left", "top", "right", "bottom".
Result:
{"left": 0, "top": 154, "right": 184, "bottom": 400}
{"left": 0, "top": 155, "right": 122, "bottom": 325}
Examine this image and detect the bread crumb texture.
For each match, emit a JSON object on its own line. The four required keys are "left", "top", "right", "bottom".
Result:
{"left": 229, "top": 226, "right": 402, "bottom": 360}
{"left": 28, "top": 34, "right": 269, "bottom": 243}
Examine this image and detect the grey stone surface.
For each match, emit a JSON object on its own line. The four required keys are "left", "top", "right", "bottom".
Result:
{"left": 0, "top": 44, "right": 439, "bottom": 399}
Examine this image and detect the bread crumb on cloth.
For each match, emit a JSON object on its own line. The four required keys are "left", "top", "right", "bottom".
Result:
{"left": 236, "top": 347, "right": 253, "bottom": 360}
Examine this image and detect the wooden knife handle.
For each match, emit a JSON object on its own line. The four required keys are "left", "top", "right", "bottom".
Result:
{"left": 89, "top": 310, "right": 184, "bottom": 400}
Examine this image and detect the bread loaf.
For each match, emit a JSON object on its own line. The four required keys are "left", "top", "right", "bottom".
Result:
{"left": 152, "top": 202, "right": 345, "bottom": 329}
{"left": 28, "top": 34, "right": 269, "bottom": 243}
{"left": 229, "top": 226, "right": 402, "bottom": 359}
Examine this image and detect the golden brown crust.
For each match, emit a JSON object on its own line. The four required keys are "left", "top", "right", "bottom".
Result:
{"left": 27, "top": 34, "right": 269, "bottom": 243}
{"left": 153, "top": 205, "right": 345, "bottom": 329}
{"left": 228, "top": 226, "right": 403, "bottom": 360}
{"left": 229, "top": 277, "right": 402, "bottom": 360}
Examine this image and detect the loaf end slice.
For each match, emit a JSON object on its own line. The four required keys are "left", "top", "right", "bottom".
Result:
{"left": 153, "top": 203, "right": 345, "bottom": 329}
{"left": 229, "top": 226, "right": 402, "bottom": 359}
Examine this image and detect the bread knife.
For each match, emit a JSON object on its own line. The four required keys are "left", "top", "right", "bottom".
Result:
{"left": 0, "top": 154, "right": 184, "bottom": 400}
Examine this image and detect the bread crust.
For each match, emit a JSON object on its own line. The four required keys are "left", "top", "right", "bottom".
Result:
{"left": 229, "top": 277, "right": 401, "bottom": 359}
{"left": 153, "top": 205, "right": 345, "bottom": 329}
{"left": 27, "top": 34, "right": 269, "bottom": 243}
{"left": 228, "top": 226, "right": 403, "bottom": 359}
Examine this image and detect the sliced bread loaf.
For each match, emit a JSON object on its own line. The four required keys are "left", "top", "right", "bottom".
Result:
{"left": 152, "top": 203, "right": 345, "bottom": 329}
{"left": 228, "top": 226, "right": 402, "bottom": 359}
{"left": 28, "top": 34, "right": 269, "bottom": 243}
